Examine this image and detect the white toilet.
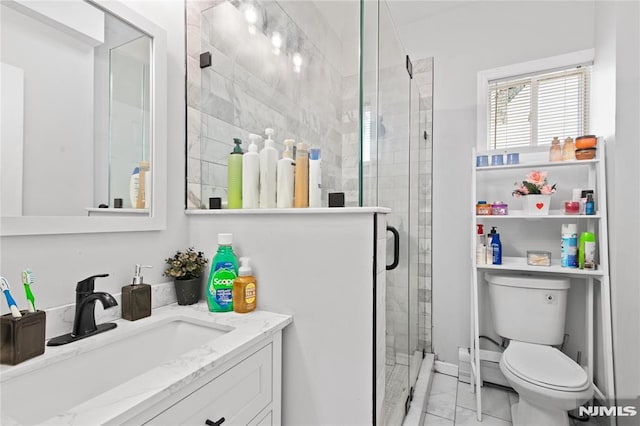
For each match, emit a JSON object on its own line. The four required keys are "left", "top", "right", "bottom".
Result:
{"left": 485, "top": 273, "right": 593, "bottom": 426}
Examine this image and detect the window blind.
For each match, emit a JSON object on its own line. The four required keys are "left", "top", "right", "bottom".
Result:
{"left": 487, "top": 66, "right": 590, "bottom": 150}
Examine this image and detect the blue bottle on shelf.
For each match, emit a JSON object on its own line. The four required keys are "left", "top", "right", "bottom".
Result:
{"left": 490, "top": 226, "right": 502, "bottom": 265}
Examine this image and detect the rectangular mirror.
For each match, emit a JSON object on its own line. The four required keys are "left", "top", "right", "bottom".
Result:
{"left": 0, "top": 0, "right": 166, "bottom": 235}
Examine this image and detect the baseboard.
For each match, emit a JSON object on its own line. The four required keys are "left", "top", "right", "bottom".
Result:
{"left": 434, "top": 360, "right": 459, "bottom": 377}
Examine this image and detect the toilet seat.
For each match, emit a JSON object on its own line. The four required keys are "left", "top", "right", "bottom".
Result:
{"left": 502, "top": 341, "right": 590, "bottom": 392}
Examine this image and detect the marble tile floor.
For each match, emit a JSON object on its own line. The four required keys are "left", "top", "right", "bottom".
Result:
{"left": 385, "top": 363, "right": 410, "bottom": 426}
{"left": 423, "top": 373, "right": 602, "bottom": 426}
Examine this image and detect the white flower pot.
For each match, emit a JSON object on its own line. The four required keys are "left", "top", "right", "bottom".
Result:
{"left": 522, "top": 194, "right": 551, "bottom": 215}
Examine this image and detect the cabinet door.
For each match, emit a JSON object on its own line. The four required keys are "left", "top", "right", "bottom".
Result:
{"left": 146, "top": 344, "right": 272, "bottom": 426}
{"left": 248, "top": 410, "right": 271, "bottom": 426}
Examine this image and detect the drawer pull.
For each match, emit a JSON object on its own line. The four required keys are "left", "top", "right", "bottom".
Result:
{"left": 205, "top": 418, "right": 225, "bottom": 426}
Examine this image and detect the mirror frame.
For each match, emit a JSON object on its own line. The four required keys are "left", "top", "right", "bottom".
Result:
{"left": 0, "top": 0, "right": 167, "bottom": 236}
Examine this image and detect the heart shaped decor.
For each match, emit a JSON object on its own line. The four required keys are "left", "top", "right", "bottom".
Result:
{"left": 536, "top": 202, "right": 544, "bottom": 210}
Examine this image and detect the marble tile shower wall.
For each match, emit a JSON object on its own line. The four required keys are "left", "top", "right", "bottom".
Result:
{"left": 342, "top": 58, "right": 434, "bottom": 362}
{"left": 414, "top": 58, "right": 434, "bottom": 353}
{"left": 186, "top": 0, "right": 344, "bottom": 208}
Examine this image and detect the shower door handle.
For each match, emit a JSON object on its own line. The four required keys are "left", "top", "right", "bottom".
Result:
{"left": 386, "top": 226, "right": 400, "bottom": 271}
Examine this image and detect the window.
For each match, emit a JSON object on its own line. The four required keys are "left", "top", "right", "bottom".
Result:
{"left": 362, "top": 105, "right": 371, "bottom": 162}
{"left": 487, "top": 65, "right": 591, "bottom": 150}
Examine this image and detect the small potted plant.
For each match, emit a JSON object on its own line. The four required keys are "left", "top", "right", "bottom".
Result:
{"left": 164, "top": 247, "right": 208, "bottom": 305}
{"left": 512, "top": 170, "right": 557, "bottom": 215}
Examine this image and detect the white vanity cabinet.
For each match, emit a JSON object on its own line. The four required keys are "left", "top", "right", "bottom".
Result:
{"left": 130, "top": 333, "right": 282, "bottom": 426}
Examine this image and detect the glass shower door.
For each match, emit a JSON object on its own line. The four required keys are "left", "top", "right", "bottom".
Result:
{"left": 360, "top": 0, "right": 421, "bottom": 423}
{"left": 360, "top": 0, "right": 427, "bottom": 423}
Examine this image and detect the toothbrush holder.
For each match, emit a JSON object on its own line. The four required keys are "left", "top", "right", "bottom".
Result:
{"left": 0, "top": 310, "right": 46, "bottom": 365}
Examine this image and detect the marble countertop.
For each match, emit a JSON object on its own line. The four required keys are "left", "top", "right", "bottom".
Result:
{"left": 0, "top": 303, "right": 292, "bottom": 425}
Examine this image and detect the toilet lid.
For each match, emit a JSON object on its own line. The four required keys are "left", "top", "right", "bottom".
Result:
{"left": 502, "top": 341, "right": 589, "bottom": 391}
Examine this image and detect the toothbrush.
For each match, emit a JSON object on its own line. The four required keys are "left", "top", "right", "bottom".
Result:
{"left": 0, "top": 277, "right": 22, "bottom": 318}
{"left": 22, "top": 269, "right": 36, "bottom": 312}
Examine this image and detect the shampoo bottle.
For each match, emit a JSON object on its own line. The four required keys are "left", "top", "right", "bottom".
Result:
{"left": 243, "top": 134, "right": 261, "bottom": 209}
{"left": 259, "top": 128, "right": 278, "bottom": 208}
{"left": 490, "top": 226, "right": 502, "bottom": 265}
{"left": 121, "top": 264, "right": 152, "bottom": 321}
{"left": 277, "top": 139, "right": 295, "bottom": 208}
{"left": 206, "top": 233, "right": 239, "bottom": 312}
{"left": 227, "top": 139, "right": 243, "bottom": 209}
{"left": 585, "top": 193, "right": 595, "bottom": 215}
{"left": 486, "top": 227, "right": 496, "bottom": 264}
{"left": 294, "top": 142, "right": 309, "bottom": 208}
{"left": 233, "top": 257, "right": 257, "bottom": 314}
{"left": 309, "top": 148, "right": 322, "bottom": 208}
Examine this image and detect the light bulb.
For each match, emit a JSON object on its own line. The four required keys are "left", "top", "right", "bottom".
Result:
{"left": 292, "top": 52, "right": 303, "bottom": 67}
{"left": 244, "top": 6, "right": 257, "bottom": 24}
{"left": 271, "top": 32, "right": 282, "bottom": 49}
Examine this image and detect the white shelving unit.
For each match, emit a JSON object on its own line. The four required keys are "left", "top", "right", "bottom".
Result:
{"left": 469, "top": 147, "right": 616, "bottom": 424}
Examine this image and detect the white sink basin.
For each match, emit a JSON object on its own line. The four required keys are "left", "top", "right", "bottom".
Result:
{"left": 1, "top": 317, "right": 230, "bottom": 424}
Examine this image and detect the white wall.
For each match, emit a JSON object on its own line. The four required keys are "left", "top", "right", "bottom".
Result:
{"left": 0, "top": 0, "right": 187, "bottom": 312}
{"left": 608, "top": 1, "right": 640, "bottom": 412}
{"left": 395, "top": 1, "right": 596, "bottom": 364}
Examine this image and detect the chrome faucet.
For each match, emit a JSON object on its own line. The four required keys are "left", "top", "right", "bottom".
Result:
{"left": 47, "top": 274, "right": 118, "bottom": 346}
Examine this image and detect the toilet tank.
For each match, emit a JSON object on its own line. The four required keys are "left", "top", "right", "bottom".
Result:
{"left": 485, "top": 273, "right": 570, "bottom": 345}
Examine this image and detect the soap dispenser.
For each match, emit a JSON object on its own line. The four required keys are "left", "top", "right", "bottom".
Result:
{"left": 233, "top": 257, "right": 257, "bottom": 314}
{"left": 122, "top": 265, "right": 152, "bottom": 321}
{"left": 228, "top": 138, "right": 244, "bottom": 209}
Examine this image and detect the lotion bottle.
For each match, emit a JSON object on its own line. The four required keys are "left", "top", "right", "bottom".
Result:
{"left": 129, "top": 166, "right": 140, "bottom": 208}
{"left": 476, "top": 224, "right": 486, "bottom": 265}
{"left": 259, "top": 129, "right": 278, "bottom": 208}
{"left": 233, "top": 257, "right": 257, "bottom": 314}
{"left": 227, "top": 138, "right": 243, "bottom": 209}
{"left": 277, "top": 139, "right": 295, "bottom": 208}
{"left": 294, "top": 142, "right": 309, "bottom": 208}
{"left": 242, "top": 134, "right": 260, "bottom": 209}
{"left": 122, "top": 264, "right": 152, "bottom": 321}
{"left": 309, "top": 147, "right": 322, "bottom": 208}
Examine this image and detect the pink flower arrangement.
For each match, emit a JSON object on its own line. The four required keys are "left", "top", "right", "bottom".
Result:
{"left": 512, "top": 170, "right": 557, "bottom": 198}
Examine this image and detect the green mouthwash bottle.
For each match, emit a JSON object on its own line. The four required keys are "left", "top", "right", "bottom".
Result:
{"left": 207, "top": 233, "right": 239, "bottom": 312}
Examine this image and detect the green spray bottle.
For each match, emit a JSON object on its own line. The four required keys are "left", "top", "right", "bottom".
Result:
{"left": 227, "top": 138, "right": 243, "bottom": 209}
{"left": 207, "top": 233, "right": 239, "bottom": 312}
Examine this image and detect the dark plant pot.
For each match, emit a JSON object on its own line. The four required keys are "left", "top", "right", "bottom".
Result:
{"left": 174, "top": 278, "right": 202, "bottom": 305}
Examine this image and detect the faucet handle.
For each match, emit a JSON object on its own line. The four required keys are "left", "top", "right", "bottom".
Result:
{"left": 76, "top": 274, "right": 109, "bottom": 294}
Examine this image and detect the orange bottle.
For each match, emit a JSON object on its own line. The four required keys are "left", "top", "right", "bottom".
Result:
{"left": 233, "top": 257, "right": 257, "bottom": 313}
{"left": 562, "top": 137, "right": 576, "bottom": 161}
{"left": 294, "top": 142, "right": 309, "bottom": 207}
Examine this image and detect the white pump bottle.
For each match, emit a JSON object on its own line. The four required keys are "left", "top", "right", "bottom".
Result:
{"left": 259, "top": 128, "right": 278, "bottom": 208}
{"left": 242, "top": 134, "right": 261, "bottom": 208}
{"left": 277, "top": 139, "right": 295, "bottom": 208}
